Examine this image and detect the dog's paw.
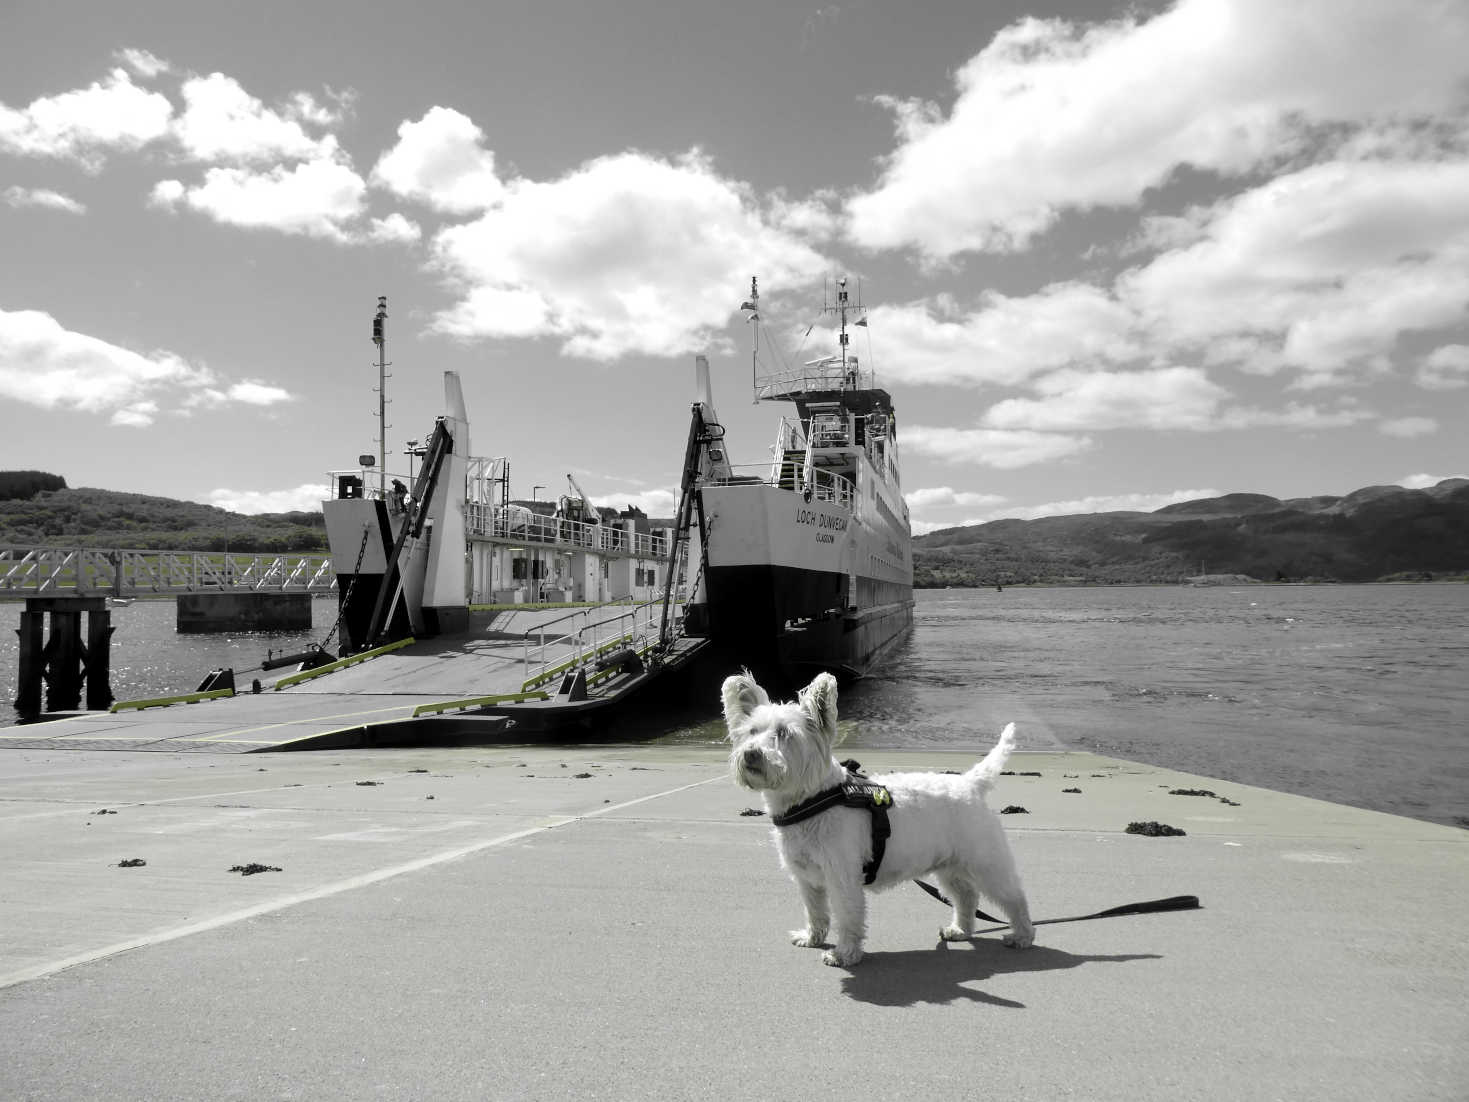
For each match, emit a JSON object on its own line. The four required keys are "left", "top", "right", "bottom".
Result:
{"left": 790, "top": 928, "right": 827, "bottom": 948}
{"left": 939, "top": 924, "right": 972, "bottom": 942}
{"left": 1002, "top": 930, "right": 1035, "bottom": 949}
{"left": 822, "top": 946, "right": 863, "bottom": 968}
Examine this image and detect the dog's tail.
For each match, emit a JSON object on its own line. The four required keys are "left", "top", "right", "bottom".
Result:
{"left": 966, "top": 722, "right": 1017, "bottom": 795}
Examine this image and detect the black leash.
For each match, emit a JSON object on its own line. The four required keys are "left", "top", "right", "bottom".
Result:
{"left": 912, "top": 879, "right": 1201, "bottom": 927}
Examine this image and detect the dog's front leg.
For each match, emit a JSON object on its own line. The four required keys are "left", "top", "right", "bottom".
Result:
{"left": 822, "top": 871, "right": 867, "bottom": 968}
{"left": 790, "top": 875, "right": 829, "bottom": 948}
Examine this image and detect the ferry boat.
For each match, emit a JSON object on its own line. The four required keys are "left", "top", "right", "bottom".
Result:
{"left": 676, "top": 278, "right": 914, "bottom": 681}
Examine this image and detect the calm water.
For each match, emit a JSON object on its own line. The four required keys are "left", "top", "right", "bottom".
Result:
{"left": 2, "top": 587, "right": 1466, "bottom": 827}
{"left": 643, "top": 585, "right": 1469, "bottom": 828}
{"left": 0, "top": 597, "right": 335, "bottom": 707}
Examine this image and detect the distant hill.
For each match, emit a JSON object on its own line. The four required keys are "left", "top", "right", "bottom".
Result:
{"left": 914, "top": 478, "right": 1469, "bottom": 586}
{"left": 6, "top": 473, "right": 1467, "bottom": 582}
{"left": 0, "top": 479, "right": 326, "bottom": 553}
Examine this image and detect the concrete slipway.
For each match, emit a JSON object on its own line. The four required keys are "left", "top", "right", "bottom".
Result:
{"left": 0, "top": 742, "right": 1463, "bottom": 1101}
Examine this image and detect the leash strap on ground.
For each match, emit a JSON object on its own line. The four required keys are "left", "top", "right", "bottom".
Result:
{"left": 912, "top": 879, "right": 1201, "bottom": 926}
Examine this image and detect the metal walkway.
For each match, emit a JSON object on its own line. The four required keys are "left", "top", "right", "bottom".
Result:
{"left": 0, "top": 548, "right": 335, "bottom": 596}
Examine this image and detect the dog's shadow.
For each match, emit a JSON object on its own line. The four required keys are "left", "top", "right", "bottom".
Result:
{"left": 838, "top": 940, "right": 1161, "bottom": 1008}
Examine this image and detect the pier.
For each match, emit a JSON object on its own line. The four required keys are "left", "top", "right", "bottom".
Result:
{"left": 1, "top": 604, "right": 708, "bottom": 751}
{"left": 0, "top": 740, "right": 1462, "bottom": 1099}
{"left": 0, "top": 548, "right": 336, "bottom": 597}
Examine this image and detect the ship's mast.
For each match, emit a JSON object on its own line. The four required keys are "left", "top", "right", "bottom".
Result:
{"left": 824, "top": 276, "right": 861, "bottom": 382}
{"left": 371, "top": 295, "right": 390, "bottom": 498}
{"left": 741, "top": 276, "right": 760, "bottom": 395}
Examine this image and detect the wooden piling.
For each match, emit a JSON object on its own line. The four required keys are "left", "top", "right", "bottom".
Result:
{"left": 14, "top": 610, "right": 44, "bottom": 716}
{"left": 13, "top": 597, "right": 113, "bottom": 717}
{"left": 86, "top": 609, "right": 115, "bottom": 710}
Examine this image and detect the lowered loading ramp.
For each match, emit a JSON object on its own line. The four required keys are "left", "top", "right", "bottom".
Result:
{"left": 0, "top": 609, "right": 710, "bottom": 753}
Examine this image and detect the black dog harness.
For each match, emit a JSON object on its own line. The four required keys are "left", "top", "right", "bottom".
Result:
{"left": 769, "top": 760, "right": 892, "bottom": 884}
{"left": 767, "top": 761, "right": 1204, "bottom": 929}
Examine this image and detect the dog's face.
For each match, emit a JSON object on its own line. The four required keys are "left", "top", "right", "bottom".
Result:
{"left": 722, "top": 671, "right": 840, "bottom": 796}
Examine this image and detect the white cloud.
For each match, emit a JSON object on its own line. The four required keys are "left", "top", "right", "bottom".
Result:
{"left": 225, "top": 381, "right": 292, "bottom": 406}
{"left": 766, "top": 190, "right": 841, "bottom": 242}
{"left": 1397, "top": 473, "right": 1468, "bottom": 490}
{"left": 901, "top": 425, "right": 1092, "bottom": 469}
{"left": 1416, "top": 345, "right": 1469, "bottom": 390}
{"left": 908, "top": 376, "right": 1370, "bottom": 468}
{"left": 911, "top": 487, "right": 1227, "bottom": 532}
{"left": 152, "top": 158, "right": 368, "bottom": 241}
{"left": 1120, "top": 159, "right": 1469, "bottom": 383}
{"left": 285, "top": 89, "right": 354, "bottom": 128}
{"left": 905, "top": 486, "right": 1007, "bottom": 511}
{"left": 171, "top": 73, "right": 335, "bottom": 164}
{"left": 430, "top": 150, "right": 830, "bottom": 359}
{"left": 863, "top": 284, "right": 1137, "bottom": 389}
{"left": 0, "top": 307, "right": 292, "bottom": 425}
{"left": 1215, "top": 403, "right": 1373, "bottom": 431}
{"left": 2, "top": 186, "right": 85, "bottom": 214}
{"left": 589, "top": 489, "right": 678, "bottom": 517}
{"left": 206, "top": 484, "right": 327, "bottom": 515}
{"left": 115, "top": 48, "right": 170, "bottom": 79}
{"left": 110, "top": 401, "right": 159, "bottom": 428}
{"left": 0, "top": 68, "right": 172, "bottom": 168}
{"left": 1378, "top": 416, "right": 1438, "bottom": 438}
{"left": 846, "top": 0, "right": 1469, "bottom": 258}
{"left": 878, "top": 154, "right": 1469, "bottom": 398}
{"left": 149, "top": 178, "right": 185, "bottom": 206}
{"left": 0, "top": 308, "right": 206, "bottom": 425}
{"left": 981, "top": 367, "right": 1226, "bottom": 432}
{"left": 365, "top": 212, "right": 422, "bottom": 245}
{"left": 1002, "top": 489, "right": 1227, "bottom": 521}
{"left": 371, "top": 106, "right": 505, "bottom": 213}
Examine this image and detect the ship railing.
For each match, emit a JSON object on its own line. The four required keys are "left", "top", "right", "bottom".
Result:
{"left": 710, "top": 463, "right": 855, "bottom": 511}
{"left": 465, "top": 505, "right": 669, "bottom": 559}
{"left": 755, "top": 359, "right": 873, "bottom": 400}
{"left": 519, "top": 597, "right": 680, "bottom": 691}
{"left": 772, "top": 412, "right": 853, "bottom": 453}
{"left": 325, "top": 467, "right": 416, "bottom": 505}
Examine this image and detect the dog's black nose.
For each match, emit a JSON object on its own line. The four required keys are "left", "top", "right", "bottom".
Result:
{"left": 742, "top": 747, "right": 762, "bottom": 769}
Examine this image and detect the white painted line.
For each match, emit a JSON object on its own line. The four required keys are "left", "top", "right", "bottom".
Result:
{"left": 179, "top": 703, "right": 417, "bottom": 742}
{"left": 0, "top": 772, "right": 724, "bottom": 990}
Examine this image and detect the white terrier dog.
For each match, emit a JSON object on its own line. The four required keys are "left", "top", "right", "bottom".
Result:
{"left": 723, "top": 670, "right": 1035, "bottom": 967}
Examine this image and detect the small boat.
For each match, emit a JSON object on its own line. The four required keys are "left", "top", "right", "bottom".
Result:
{"left": 675, "top": 278, "right": 914, "bottom": 681}
{"left": 109, "top": 596, "right": 134, "bottom": 606}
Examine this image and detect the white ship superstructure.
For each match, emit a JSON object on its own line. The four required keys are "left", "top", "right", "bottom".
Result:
{"left": 679, "top": 278, "right": 914, "bottom": 679}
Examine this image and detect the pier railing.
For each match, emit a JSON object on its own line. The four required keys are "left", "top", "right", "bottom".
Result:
{"left": 0, "top": 548, "right": 337, "bottom": 596}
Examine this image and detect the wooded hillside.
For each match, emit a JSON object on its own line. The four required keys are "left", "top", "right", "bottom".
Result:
{"left": 913, "top": 478, "right": 1469, "bottom": 586}
{"left": 0, "top": 474, "right": 326, "bottom": 552}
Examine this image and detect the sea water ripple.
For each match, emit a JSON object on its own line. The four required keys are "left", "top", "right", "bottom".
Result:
{"left": 1, "top": 585, "right": 1465, "bottom": 827}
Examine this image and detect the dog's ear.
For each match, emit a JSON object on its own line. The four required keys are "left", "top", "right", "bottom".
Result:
{"left": 721, "top": 670, "right": 769, "bottom": 731}
{"left": 798, "top": 672, "right": 838, "bottom": 747}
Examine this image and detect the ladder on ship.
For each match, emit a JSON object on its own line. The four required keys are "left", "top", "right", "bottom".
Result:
{"left": 654, "top": 402, "right": 721, "bottom": 658}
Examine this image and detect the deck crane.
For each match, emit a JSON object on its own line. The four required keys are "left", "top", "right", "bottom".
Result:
{"left": 563, "top": 472, "right": 598, "bottom": 525}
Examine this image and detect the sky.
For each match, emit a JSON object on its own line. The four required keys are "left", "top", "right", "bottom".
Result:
{"left": 2, "top": 0, "right": 1466, "bottom": 536}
